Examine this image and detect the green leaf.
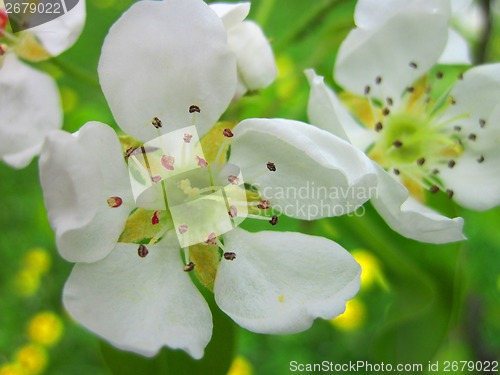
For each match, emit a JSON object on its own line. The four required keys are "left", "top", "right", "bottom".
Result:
{"left": 100, "top": 292, "right": 237, "bottom": 375}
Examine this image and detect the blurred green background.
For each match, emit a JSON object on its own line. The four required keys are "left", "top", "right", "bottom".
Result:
{"left": 1, "top": 0, "right": 499, "bottom": 374}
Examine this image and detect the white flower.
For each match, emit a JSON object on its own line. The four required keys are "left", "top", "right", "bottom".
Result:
{"left": 40, "top": 0, "right": 378, "bottom": 359}
{"left": 0, "top": 0, "right": 86, "bottom": 168}
{"left": 307, "top": 0, "right": 500, "bottom": 243}
{"left": 210, "top": 2, "right": 277, "bottom": 99}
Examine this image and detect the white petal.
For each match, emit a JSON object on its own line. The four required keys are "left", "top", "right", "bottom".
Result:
{"left": 438, "top": 28, "right": 472, "bottom": 65}
{"left": 305, "top": 69, "right": 376, "bottom": 151}
{"left": 450, "top": 0, "right": 474, "bottom": 14}
{"left": 371, "top": 164, "right": 465, "bottom": 243}
{"left": 98, "top": 0, "right": 236, "bottom": 142}
{"left": 214, "top": 228, "right": 360, "bottom": 334}
{"left": 229, "top": 118, "right": 378, "bottom": 219}
{"left": 440, "top": 104, "right": 500, "bottom": 210}
{"left": 0, "top": 55, "right": 62, "bottom": 168}
{"left": 354, "top": 0, "right": 408, "bottom": 29}
{"left": 210, "top": 2, "right": 250, "bottom": 29}
{"left": 29, "top": 0, "right": 86, "bottom": 56}
{"left": 63, "top": 238, "right": 212, "bottom": 359}
{"left": 335, "top": 0, "right": 451, "bottom": 100}
{"left": 40, "top": 122, "right": 133, "bottom": 263}
{"left": 227, "top": 21, "right": 277, "bottom": 92}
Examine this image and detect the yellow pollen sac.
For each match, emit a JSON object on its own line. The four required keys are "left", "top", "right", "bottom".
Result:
{"left": 27, "top": 312, "right": 64, "bottom": 347}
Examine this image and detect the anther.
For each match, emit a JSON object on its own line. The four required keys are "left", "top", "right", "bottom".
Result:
{"left": 178, "top": 224, "right": 188, "bottom": 234}
{"left": 161, "top": 155, "right": 175, "bottom": 171}
{"left": 458, "top": 73, "right": 464, "bottom": 80}
{"left": 196, "top": 156, "right": 208, "bottom": 168}
{"left": 107, "top": 197, "right": 123, "bottom": 208}
{"left": 228, "top": 206, "right": 238, "bottom": 218}
{"left": 267, "top": 162, "right": 276, "bottom": 172}
{"left": 446, "top": 189, "right": 454, "bottom": 199}
{"left": 205, "top": 232, "right": 217, "bottom": 245}
{"left": 152, "top": 117, "right": 162, "bottom": 129}
{"left": 382, "top": 108, "right": 390, "bottom": 116}
{"left": 409, "top": 61, "right": 418, "bottom": 69}
{"left": 184, "top": 262, "right": 195, "bottom": 272}
{"left": 0, "top": 44, "right": 6, "bottom": 56}
{"left": 432, "top": 168, "right": 440, "bottom": 175}
{"left": 386, "top": 97, "right": 393, "bottom": 106}
{"left": 269, "top": 215, "right": 278, "bottom": 226}
{"left": 189, "top": 105, "right": 201, "bottom": 113}
{"left": 393, "top": 140, "right": 403, "bottom": 148}
{"left": 138, "top": 244, "right": 149, "bottom": 258}
{"left": 468, "top": 133, "right": 477, "bottom": 141}
{"left": 375, "top": 122, "right": 383, "bottom": 132}
{"left": 436, "top": 71, "right": 443, "bottom": 79}
{"left": 364, "top": 85, "right": 371, "bottom": 95}
{"left": 375, "top": 76, "right": 382, "bottom": 85}
{"left": 223, "top": 128, "right": 234, "bottom": 138}
{"left": 479, "top": 119, "right": 486, "bottom": 128}
{"left": 257, "top": 200, "right": 270, "bottom": 209}
{"left": 151, "top": 175, "right": 161, "bottom": 183}
{"left": 454, "top": 126, "right": 462, "bottom": 132}
{"left": 393, "top": 168, "right": 400, "bottom": 175}
{"left": 223, "top": 252, "right": 236, "bottom": 261}
{"left": 228, "top": 175, "right": 239, "bottom": 185}
{"left": 417, "top": 157, "right": 426, "bottom": 166}
{"left": 183, "top": 133, "right": 193, "bottom": 143}
{"left": 450, "top": 96, "right": 456, "bottom": 105}
{"left": 448, "top": 160, "right": 456, "bottom": 169}
{"left": 407, "top": 86, "right": 415, "bottom": 93}
{"left": 429, "top": 185, "right": 440, "bottom": 194}
{"left": 477, "top": 155, "right": 485, "bottom": 163}
{"left": 152, "top": 211, "right": 160, "bottom": 225}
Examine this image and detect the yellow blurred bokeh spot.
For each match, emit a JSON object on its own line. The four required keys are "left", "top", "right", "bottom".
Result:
{"left": 15, "top": 344, "right": 47, "bottom": 375}
{"left": 14, "top": 269, "right": 40, "bottom": 297}
{"left": 330, "top": 298, "right": 367, "bottom": 331}
{"left": 352, "top": 250, "right": 382, "bottom": 290}
{"left": 0, "top": 363, "right": 24, "bottom": 375}
{"left": 227, "top": 355, "right": 253, "bottom": 375}
{"left": 23, "top": 248, "right": 51, "bottom": 275}
{"left": 27, "top": 312, "right": 64, "bottom": 347}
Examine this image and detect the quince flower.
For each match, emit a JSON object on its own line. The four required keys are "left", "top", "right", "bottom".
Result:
{"left": 0, "top": 0, "right": 86, "bottom": 168}
{"left": 40, "top": 0, "right": 378, "bottom": 359}
{"left": 307, "top": 0, "right": 500, "bottom": 243}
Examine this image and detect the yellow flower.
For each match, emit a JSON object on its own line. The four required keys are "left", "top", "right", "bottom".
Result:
{"left": 23, "top": 248, "right": 51, "bottom": 275}
{"left": 330, "top": 298, "right": 366, "bottom": 331}
{"left": 27, "top": 312, "right": 64, "bottom": 347}
{"left": 15, "top": 344, "right": 47, "bottom": 375}
{"left": 227, "top": 356, "right": 253, "bottom": 375}
{"left": 0, "top": 363, "right": 25, "bottom": 375}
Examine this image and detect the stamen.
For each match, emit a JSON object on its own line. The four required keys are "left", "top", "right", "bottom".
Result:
{"left": 189, "top": 105, "right": 201, "bottom": 113}
{"left": 227, "top": 175, "right": 239, "bottom": 185}
{"left": 269, "top": 215, "right": 278, "bottom": 226}
{"left": 450, "top": 96, "right": 456, "bottom": 105}
{"left": 178, "top": 224, "right": 188, "bottom": 234}
{"left": 184, "top": 262, "right": 195, "bottom": 272}
{"left": 458, "top": 73, "right": 464, "bottom": 80}
{"left": 107, "top": 196, "right": 123, "bottom": 208}
{"left": 183, "top": 133, "right": 193, "bottom": 143}
{"left": 432, "top": 168, "right": 440, "bottom": 175}
{"left": 257, "top": 200, "right": 270, "bottom": 209}
{"left": 125, "top": 146, "right": 137, "bottom": 159}
{"left": 393, "top": 140, "right": 403, "bottom": 148}
{"left": 479, "top": 119, "right": 486, "bottom": 128}
{"left": 223, "top": 128, "right": 234, "bottom": 138}
{"left": 393, "top": 168, "right": 400, "bottom": 175}
{"left": 446, "top": 189, "right": 454, "bottom": 199}
{"left": 454, "top": 126, "right": 462, "bottom": 132}
{"left": 152, "top": 211, "right": 160, "bottom": 225}
{"left": 409, "top": 61, "right": 418, "bottom": 69}
{"left": 205, "top": 232, "right": 217, "bottom": 245}
{"left": 151, "top": 175, "right": 162, "bottom": 183}
{"left": 161, "top": 155, "right": 175, "bottom": 170}
{"left": 364, "top": 85, "right": 371, "bottom": 95}
{"left": 407, "top": 86, "right": 415, "bottom": 93}
{"left": 468, "top": 133, "right": 477, "bottom": 141}
{"left": 375, "top": 122, "right": 383, "bottom": 132}
{"left": 429, "top": 185, "right": 440, "bottom": 194}
{"left": 267, "top": 162, "right": 276, "bottom": 171}
{"left": 375, "top": 76, "right": 382, "bottom": 85}
{"left": 386, "top": 97, "right": 393, "bottom": 106}
{"left": 448, "top": 160, "right": 456, "bottom": 168}
{"left": 477, "top": 155, "right": 485, "bottom": 163}
{"left": 382, "top": 108, "right": 390, "bottom": 116}
{"left": 228, "top": 205, "right": 238, "bottom": 218}
{"left": 436, "top": 71, "right": 443, "bottom": 79}
{"left": 417, "top": 157, "right": 426, "bottom": 166}
{"left": 138, "top": 244, "right": 149, "bottom": 258}
{"left": 223, "top": 252, "right": 236, "bottom": 261}
{"left": 152, "top": 117, "right": 162, "bottom": 129}
{"left": 0, "top": 44, "right": 6, "bottom": 56}
{"left": 196, "top": 156, "right": 208, "bottom": 168}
